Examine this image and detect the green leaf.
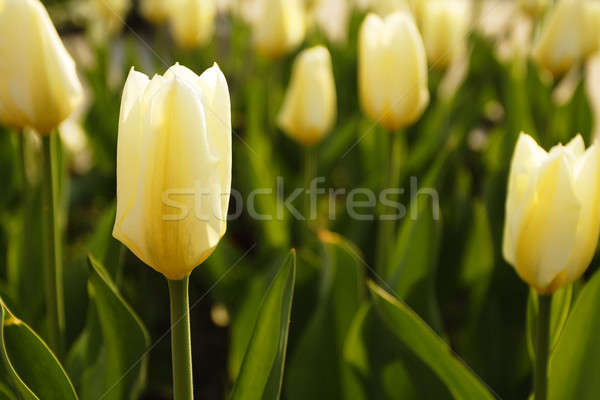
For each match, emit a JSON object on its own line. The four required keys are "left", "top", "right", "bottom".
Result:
{"left": 72, "top": 255, "right": 150, "bottom": 400}
{"left": 230, "top": 250, "right": 296, "bottom": 400}
{"left": 548, "top": 269, "right": 600, "bottom": 400}
{"left": 343, "top": 303, "right": 449, "bottom": 400}
{"left": 387, "top": 160, "right": 445, "bottom": 332}
{"left": 0, "top": 298, "right": 78, "bottom": 400}
{"left": 369, "top": 282, "right": 496, "bottom": 400}
{"left": 64, "top": 203, "right": 122, "bottom": 348}
{"left": 285, "top": 232, "right": 365, "bottom": 399}
{"left": 526, "top": 284, "right": 572, "bottom": 362}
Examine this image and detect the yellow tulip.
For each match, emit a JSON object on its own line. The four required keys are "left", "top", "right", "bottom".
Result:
{"left": 358, "top": 12, "right": 429, "bottom": 131}
{"left": 168, "top": 0, "right": 217, "bottom": 49}
{"left": 532, "top": 0, "right": 600, "bottom": 76}
{"left": 518, "top": 0, "right": 548, "bottom": 15}
{"left": 503, "top": 133, "right": 600, "bottom": 294}
{"left": 252, "top": 0, "right": 306, "bottom": 59}
{"left": 311, "top": 0, "right": 351, "bottom": 44}
{"left": 421, "top": 0, "right": 471, "bottom": 70}
{"left": 112, "top": 63, "right": 232, "bottom": 280}
{"left": 278, "top": 46, "right": 337, "bottom": 146}
{"left": 140, "top": 0, "right": 169, "bottom": 24}
{"left": 0, "top": 0, "right": 83, "bottom": 134}
{"left": 372, "top": 0, "right": 411, "bottom": 17}
{"left": 92, "top": 0, "right": 131, "bottom": 35}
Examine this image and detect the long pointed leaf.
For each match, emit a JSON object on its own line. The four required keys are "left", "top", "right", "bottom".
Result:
{"left": 231, "top": 250, "right": 296, "bottom": 400}
{"left": 0, "top": 298, "right": 77, "bottom": 400}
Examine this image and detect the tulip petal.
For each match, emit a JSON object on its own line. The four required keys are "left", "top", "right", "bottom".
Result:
{"left": 503, "top": 133, "right": 547, "bottom": 265}
{"left": 113, "top": 68, "right": 150, "bottom": 243}
{"left": 514, "top": 152, "right": 581, "bottom": 292}
{"left": 384, "top": 12, "right": 429, "bottom": 130}
{"left": 37, "top": 0, "right": 83, "bottom": 132}
{"left": 563, "top": 144, "right": 600, "bottom": 285}
{"left": 359, "top": 14, "right": 387, "bottom": 124}
{"left": 0, "top": 0, "right": 82, "bottom": 133}
{"left": 564, "top": 133, "right": 585, "bottom": 157}
{"left": 278, "top": 46, "right": 336, "bottom": 145}
{"left": 198, "top": 63, "right": 232, "bottom": 233}
{"left": 120, "top": 76, "right": 222, "bottom": 279}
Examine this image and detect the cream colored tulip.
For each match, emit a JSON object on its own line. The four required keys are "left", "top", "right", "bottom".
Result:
{"left": 372, "top": 0, "right": 411, "bottom": 17}
{"left": 0, "top": 0, "right": 83, "bottom": 134}
{"left": 91, "top": 0, "right": 131, "bottom": 35}
{"left": 503, "top": 133, "right": 600, "bottom": 294}
{"left": 358, "top": 12, "right": 429, "bottom": 131}
{"left": 278, "top": 46, "right": 337, "bottom": 146}
{"left": 532, "top": 0, "right": 600, "bottom": 76}
{"left": 113, "top": 63, "right": 232, "bottom": 280}
{"left": 252, "top": 0, "right": 306, "bottom": 59}
{"left": 140, "top": 0, "right": 169, "bottom": 24}
{"left": 421, "top": 0, "right": 471, "bottom": 69}
{"left": 168, "top": 0, "right": 217, "bottom": 48}
{"left": 312, "top": 0, "right": 351, "bottom": 44}
{"left": 518, "top": 0, "right": 548, "bottom": 15}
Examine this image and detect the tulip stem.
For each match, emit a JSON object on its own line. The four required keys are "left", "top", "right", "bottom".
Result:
{"left": 168, "top": 276, "right": 194, "bottom": 400}
{"left": 304, "top": 146, "right": 317, "bottom": 221}
{"left": 41, "top": 133, "right": 65, "bottom": 357}
{"left": 376, "top": 132, "right": 403, "bottom": 273}
{"left": 535, "top": 294, "right": 552, "bottom": 400}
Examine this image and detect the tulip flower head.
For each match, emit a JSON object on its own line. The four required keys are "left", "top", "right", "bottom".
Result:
{"left": 88, "top": 0, "right": 131, "bottom": 37}
{"left": 421, "top": 0, "right": 472, "bottom": 70}
{"left": 113, "top": 63, "right": 232, "bottom": 280}
{"left": 518, "top": 0, "right": 548, "bottom": 15}
{"left": 278, "top": 46, "right": 337, "bottom": 146}
{"left": 532, "top": 0, "right": 600, "bottom": 76}
{"left": 0, "top": 0, "right": 83, "bottom": 134}
{"left": 503, "top": 133, "right": 600, "bottom": 294}
{"left": 140, "top": 0, "right": 169, "bottom": 24}
{"left": 358, "top": 12, "right": 429, "bottom": 131}
{"left": 252, "top": 0, "right": 306, "bottom": 59}
{"left": 168, "top": 0, "right": 217, "bottom": 49}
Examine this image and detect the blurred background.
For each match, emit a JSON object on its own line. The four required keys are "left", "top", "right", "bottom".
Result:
{"left": 1, "top": 0, "right": 600, "bottom": 399}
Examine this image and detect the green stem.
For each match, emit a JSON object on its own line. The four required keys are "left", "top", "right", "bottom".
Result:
{"left": 535, "top": 294, "right": 552, "bottom": 400}
{"left": 168, "top": 276, "right": 194, "bottom": 400}
{"left": 18, "top": 132, "right": 28, "bottom": 190}
{"left": 304, "top": 146, "right": 317, "bottom": 222}
{"left": 41, "top": 133, "right": 64, "bottom": 357}
{"left": 375, "top": 132, "right": 403, "bottom": 273}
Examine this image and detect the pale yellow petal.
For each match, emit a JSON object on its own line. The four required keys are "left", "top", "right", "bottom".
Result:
{"left": 563, "top": 144, "right": 600, "bottom": 284}
{"left": 198, "top": 63, "right": 232, "bottom": 232}
{"left": 359, "top": 14, "right": 387, "bottom": 124}
{"left": 383, "top": 11, "right": 429, "bottom": 130}
{"left": 503, "top": 133, "right": 547, "bottom": 265}
{"left": 563, "top": 133, "right": 585, "bottom": 157}
{"left": 113, "top": 68, "right": 150, "bottom": 242}
{"left": 514, "top": 152, "right": 581, "bottom": 292}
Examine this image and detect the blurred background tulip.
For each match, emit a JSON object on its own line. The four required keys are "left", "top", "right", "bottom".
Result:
{"left": 140, "top": 0, "right": 170, "bottom": 24}
{"left": 503, "top": 134, "right": 600, "bottom": 294}
{"left": 310, "top": 0, "right": 352, "bottom": 44}
{"left": 112, "top": 64, "right": 231, "bottom": 280}
{"left": 251, "top": 0, "right": 306, "bottom": 58}
{"left": 84, "top": 0, "right": 131, "bottom": 40}
{"left": 358, "top": 11, "right": 429, "bottom": 131}
{"left": 0, "top": 0, "right": 83, "bottom": 134}
{"left": 168, "top": 0, "right": 217, "bottom": 49}
{"left": 421, "top": 0, "right": 472, "bottom": 70}
{"left": 278, "top": 46, "right": 337, "bottom": 146}
{"left": 518, "top": 0, "right": 548, "bottom": 15}
{"left": 532, "top": 0, "right": 600, "bottom": 76}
